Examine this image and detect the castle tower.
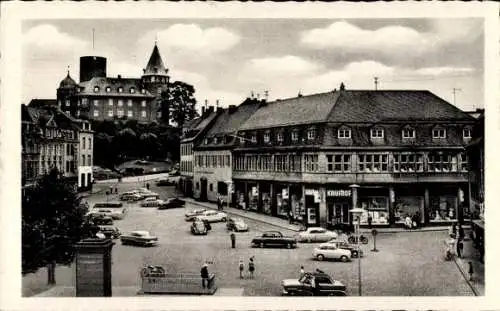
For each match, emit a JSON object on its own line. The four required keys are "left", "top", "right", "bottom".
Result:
{"left": 57, "top": 71, "right": 79, "bottom": 117}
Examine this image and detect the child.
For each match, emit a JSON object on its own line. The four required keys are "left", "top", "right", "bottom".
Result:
{"left": 238, "top": 260, "right": 244, "bottom": 279}
{"left": 468, "top": 261, "right": 474, "bottom": 281}
{"left": 299, "top": 266, "right": 305, "bottom": 279}
{"left": 248, "top": 257, "right": 255, "bottom": 279}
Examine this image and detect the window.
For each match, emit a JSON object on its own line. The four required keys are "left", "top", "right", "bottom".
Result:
{"left": 338, "top": 129, "right": 351, "bottom": 139}
{"left": 274, "top": 154, "right": 288, "bottom": 172}
{"left": 402, "top": 128, "right": 415, "bottom": 139}
{"left": 226, "top": 155, "right": 230, "bottom": 167}
{"left": 93, "top": 99, "right": 99, "bottom": 106}
{"left": 88, "top": 155, "right": 92, "bottom": 166}
{"left": 393, "top": 153, "right": 424, "bottom": 173}
{"left": 118, "top": 87, "right": 123, "bottom": 93}
{"left": 428, "top": 152, "right": 457, "bottom": 172}
{"left": 304, "top": 154, "right": 319, "bottom": 172}
{"left": 157, "top": 111, "right": 162, "bottom": 118}
{"left": 277, "top": 132, "right": 284, "bottom": 142}
{"left": 463, "top": 128, "right": 472, "bottom": 139}
{"left": 108, "top": 99, "right": 113, "bottom": 106}
{"left": 213, "top": 137, "right": 219, "bottom": 144}
{"left": 307, "top": 128, "right": 316, "bottom": 140}
{"left": 108, "top": 110, "right": 113, "bottom": 117}
{"left": 106, "top": 86, "right": 111, "bottom": 93}
{"left": 94, "top": 86, "right": 100, "bottom": 93}
{"left": 130, "top": 87, "right": 135, "bottom": 94}
{"left": 82, "top": 138, "right": 86, "bottom": 149}
{"left": 263, "top": 133, "right": 270, "bottom": 143}
{"left": 251, "top": 134, "right": 257, "bottom": 143}
{"left": 459, "top": 153, "right": 468, "bottom": 172}
{"left": 371, "top": 129, "right": 384, "bottom": 139}
{"left": 117, "top": 109, "right": 124, "bottom": 118}
{"left": 204, "top": 138, "right": 208, "bottom": 145}
{"left": 127, "top": 99, "right": 133, "bottom": 107}
{"left": 127, "top": 110, "right": 133, "bottom": 117}
{"left": 81, "top": 155, "right": 85, "bottom": 166}
{"left": 291, "top": 131, "right": 299, "bottom": 142}
{"left": 141, "top": 89, "right": 146, "bottom": 94}
{"left": 327, "top": 154, "right": 351, "bottom": 172}
{"left": 358, "top": 154, "right": 388, "bottom": 173}
{"left": 65, "top": 100, "right": 70, "bottom": 107}
{"left": 432, "top": 128, "right": 446, "bottom": 139}
{"left": 141, "top": 110, "right": 146, "bottom": 118}
{"left": 118, "top": 99, "right": 123, "bottom": 107}
{"left": 141, "top": 100, "right": 146, "bottom": 107}
{"left": 88, "top": 138, "right": 92, "bottom": 150}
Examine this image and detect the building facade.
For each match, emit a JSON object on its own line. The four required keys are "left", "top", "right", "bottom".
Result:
{"left": 76, "top": 119, "right": 94, "bottom": 190}
{"left": 56, "top": 44, "right": 169, "bottom": 123}
{"left": 231, "top": 89, "right": 476, "bottom": 228}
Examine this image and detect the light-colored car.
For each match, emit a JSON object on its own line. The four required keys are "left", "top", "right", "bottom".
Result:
{"left": 196, "top": 210, "right": 228, "bottom": 223}
{"left": 185, "top": 209, "right": 207, "bottom": 221}
{"left": 297, "top": 227, "right": 338, "bottom": 243}
{"left": 120, "top": 230, "right": 158, "bottom": 246}
{"left": 140, "top": 199, "right": 165, "bottom": 208}
{"left": 313, "top": 244, "right": 351, "bottom": 262}
{"left": 226, "top": 217, "right": 249, "bottom": 232}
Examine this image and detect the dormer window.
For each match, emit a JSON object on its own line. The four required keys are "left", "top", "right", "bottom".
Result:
{"left": 291, "top": 131, "right": 299, "bottom": 142}
{"left": 371, "top": 129, "right": 384, "bottom": 139}
{"left": 141, "top": 89, "right": 146, "bottom": 94}
{"left": 463, "top": 128, "right": 472, "bottom": 139}
{"left": 277, "top": 132, "right": 284, "bottom": 143}
{"left": 118, "top": 87, "right": 123, "bottom": 93}
{"left": 251, "top": 134, "right": 257, "bottom": 143}
{"left": 402, "top": 128, "right": 415, "bottom": 139}
{"left": 94, "top": 86, "right": 100, "bottom": 93}
{"left": 307, "top": 128, "right": 316, "bottom": 140}
{"left": 106, "top": 86, "right": 111, "bottom": 93}
{"left": 204, "top": 138, "right": 209, "bottom": 145}
{"left": 239, "top": 132, "right": 246, "bottom": 145}
{"left": 213, "top": 137, "right": 219, "bottom": 144}
{"left": 263, "top": 132, "right": 270, "bottom": 143}
{"left": 432, "top": 128, "right": 447, "bottom": 139}
{"left": 338, "top": 129, "right": 351, "bottom": 139}
{"left": 130, "top": 87, "right": 135, "bottom": 94}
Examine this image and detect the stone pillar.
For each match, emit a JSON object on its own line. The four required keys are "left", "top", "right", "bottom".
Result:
{"left": 75, "top": 238, "right": 114, "bottom": 297}
{"left": 270, "top": 183, "right": 275, "bottom": 216}
{"left": 457, "top": 187, "right": 464, "bottom": 224}
{"left": 389, "top": 186, "right": 395, "bottom": 225}
{"left": 319, "top": 186, "right": 327, "bottom": 228}
{"left": 424, "top": 187, "right": 430, "bottom": 225}
{"left": 349, "top": 184, "right": 360, "bottom": 224}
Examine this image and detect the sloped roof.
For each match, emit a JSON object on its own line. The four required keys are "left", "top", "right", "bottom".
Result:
{"left": 240, "top": 92, "right": 340, "bottom": 130}
{"left": 181, "top": 111, "right": 220, "bottom": 142}
{"left": 327, "top": 90, "right": 474, "bottom": 122}
{"left": 28, "top": 99, "right": 58, "bottom": 108}
{"left": 78, "top": 77, "right": 154, "bottom": 98}
{"left": 206, "top": 100, "right": 261, "bottom": 136}
{"left": 59, "top": 72, "right": 77, "bottom": 89}
{"left": 143, "top": 44, "right": 169, "bottom": 77}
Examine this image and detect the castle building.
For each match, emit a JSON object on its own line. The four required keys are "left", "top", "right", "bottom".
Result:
{"left": 56, "top": 43, "right": 170, "bottom": 123}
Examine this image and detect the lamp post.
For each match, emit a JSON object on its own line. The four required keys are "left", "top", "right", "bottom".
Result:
{"left": 349, "top": 207, "right": 364, "bottom": 297}
{"left": 225, "top": 180, "right": 233, "bottom": 210}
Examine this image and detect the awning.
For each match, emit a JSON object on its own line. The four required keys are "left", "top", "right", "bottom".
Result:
{"left": 472, "top": 219, "right": 484, "bottom": 230}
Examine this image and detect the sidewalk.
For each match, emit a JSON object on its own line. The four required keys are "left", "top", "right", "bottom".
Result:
{"left": 452, "top": 238, "right": 485, "bottom": 296}
{"left": 184, "top": 198, "right": 452, "bottom": 234}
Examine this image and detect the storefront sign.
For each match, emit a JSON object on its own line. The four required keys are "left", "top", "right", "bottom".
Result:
{"left": 282, "top": 188, "right": 289, "bottom": 200}
{"left": 327, "top": 190, "right": 351, "bottom": 197}
{"left": 314, "top": 192, "right": 321, "bottom": 203}
{"left": 305, "top": 189, "right": 318, "bottom": 196}
{"left": 251, "top": 187, "right": 258, "bottom": 197}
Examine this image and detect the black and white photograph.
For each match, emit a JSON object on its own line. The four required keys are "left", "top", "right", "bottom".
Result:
{"left": 1, "top": 2, "right": 499, "bottom": 311}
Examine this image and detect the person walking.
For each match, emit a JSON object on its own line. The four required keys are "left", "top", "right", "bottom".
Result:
{"left": 367, "top": 215, "right": 373, "bottom": 229}
{"left": 458, "top": 224, "right": 465, "bottom": 241}
{"left": 238, "top": 260, "right": 244, "bottom": 279}
{"left": 248, "top": 257, "right": 255, "bottom": 279}
{"left": 288, "top": 210, "right": 294, "bottom": 224}
{"left": 299, "top": 266, "right": 305, "bottom": 279}
{"left": 468, "top": 261, "right": 474, "bottom": 281}
{"left": 216, "top": 194, "right": 221, "bottom": 211}
{"left": 201, "top": 263, "right": 209, "bottom": 289}
{"left": 230, "top": 232, "right": 236, "bottom": 248}
{"left": 457, "top": 238, "right": 464, "bottom": 258}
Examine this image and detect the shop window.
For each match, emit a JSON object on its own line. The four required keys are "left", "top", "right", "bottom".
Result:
{"left": 429, "top": 195, "right": 457, "bottom": 222}
{"left": 326, "top": 154, "right": 351, "bottom": 172}
{"left": 358, "top": 154, "right": 388, "bottom": 173}
{"left": 394, "top": 197, "right": 423, "bottom": 223}
{"left": 304, "top": 154, "right": 319, "bottom": 172}
{"left": 393, "top": 153, "right": 424, "bottom": 173}
{"left": 360, "top": 197, "right": 389, "bottom": 225}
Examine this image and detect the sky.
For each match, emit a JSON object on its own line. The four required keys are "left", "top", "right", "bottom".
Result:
{"left": 22, "top": 18, "right": 484, "bottom": 112}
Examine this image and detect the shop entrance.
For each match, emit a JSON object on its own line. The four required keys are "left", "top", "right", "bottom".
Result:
{"left": 305, "top": 195, "right": 319, "bottom": 227}
{"left": 328, "top": 202, "right": 350, "bottom": 225}
{"left": 200, "top": 178, "right": 208, "bottom": 201}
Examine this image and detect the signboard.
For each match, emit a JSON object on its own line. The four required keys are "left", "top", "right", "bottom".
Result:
{"left": 327, "top": 190, "right": 352, "bottom": 197}
{"left": 305, "top": 189, "right": 318, "bottom": 196}
{"left": 252, "top": 187, "right": 258, "bottom": 197}
{"left": 282, "top": 188, "right": 289, "bottom": 200}
{"left": 228, "top": 183, "right": 234, "bottom": 194}
{"left": 314, "top": 192, "right": 321, "bottom": 203}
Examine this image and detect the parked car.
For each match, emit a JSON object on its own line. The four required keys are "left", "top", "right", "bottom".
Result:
{"left": 156, "top": 179, "right": 174, "bottom": 186}
{"left": 97, "top": 225, "right": 120, "bottom": 239}
{"left": 120, "top": 231, "right": 158, "bottom": 246}
{"left": 297, "top": 227, "right": 338, "bottom": 243}
{"left": 321, "top": 240, "right": 363, "bottom": 258}
{"left": 140, "top": 192, "right": 160, "bottom": 200}
{"left": 141, "top": 198, "right": 166, "bottom": 208}
{"left": 87, "top": 214, "right": 114, "bottom": 226}
{"left": 119, "top": 192, "right": 142, "bottom": 201}
{"left": 312, "top": 244, "right": 352, "bottom": 262}
{"left": 281, "top": 271, "right": 347, "bottom": 296}
{"left": 226, "top": 217, "right": 249, "bottom": 232}
{"left": 251, "top": 231, "right": 297, "bottom": 249}
{"left": 92, "top": 202, "right": 126, "bottom": 220}
{"left": 158, "top": 198, "right": 185, "bottom": 210}
{"left": 185, "top": 209, "right": 207, "bottom": 221}
{"left": 196, "top": 210, "right": 228, "bottom": 223}
{"left": 190, "top": 220, "right": 208, "bottom": 235}
{"left": 169, "top": 169, "right": 180, "bottom": 176}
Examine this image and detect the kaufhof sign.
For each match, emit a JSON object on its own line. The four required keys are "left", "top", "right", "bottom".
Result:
{"left": 327, "top": 190, "right": 352, "bottom": 197}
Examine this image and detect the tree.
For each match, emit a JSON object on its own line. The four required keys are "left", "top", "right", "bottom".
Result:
{"left": 22, "top": 168, "right": 90, "bottom": 283}
{"left": 138, "top": 132, "right": 159, "bottom": 159}
{"left": 160, "top": 81, "right": 198, "bottom": 128}
{"left": 94, "top": 132, "right": 116, "bottom": 168}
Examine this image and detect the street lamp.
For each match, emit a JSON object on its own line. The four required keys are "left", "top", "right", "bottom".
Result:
{"left": 225, "top": 180, "right": 233, "bottom": 210}
{"left": 349, "top": 207, "right": 364, "bottom": 296}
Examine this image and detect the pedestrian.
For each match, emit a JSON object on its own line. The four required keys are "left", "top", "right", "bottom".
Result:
{"left": 367, "top": 215, "right": 373, "bottom": 229}
{"left": 288, "top": 210, "right": 293, "bottom": 224}
{"left": 220, "top": 197, "right": 224, "bottom": 211}
{"left": 238, "top": 259, "right": 244, "bottom": 279}
{"left": 457, "top": 239, "right": 464, "bottom": 258}
{"left": 230, "top": 232, "right": 236, "bottom": 248}
{"left": 468, "top": 261, "right": 474, "bottom": 281}
{"left": 146, "top": 183, "right": 150, "bottom": 190}
{"left": 248, "top": 257, "right": 255, "bottom": 279}
{"left": 299, "top": 266, "right": 305, "bottom": 279}
{"left": 458, "top": 224, "right": 465, "bottom": 241}
{"left": 450, "top": 223, "right": 457, "bottom": 236}
{"left": 200, "top": 263, "right": 209, "bottom": 289}
{"left": 414, "top": 211, "right": 421, "bottom": 229}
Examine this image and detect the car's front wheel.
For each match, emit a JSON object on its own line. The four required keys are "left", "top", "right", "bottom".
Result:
{"left": 221, "top": 217, "right": 227, "bottom": 222}
{"left": 316, "top": 254, "right": 324, "bottom": 261}
{"left": 340, "top": 255, "right": 349, "bottom": 262}
{"left": 352, "top": 251, "right": 359, "bottom": 258}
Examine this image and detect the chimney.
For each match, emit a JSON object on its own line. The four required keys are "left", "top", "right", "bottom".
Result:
{"left": 228, "top": 105, "right": 237, "bottom": 114}
{"left": 339, "top": 82, "right": 346, "bottom": 91}
{"left": 216, "top": 99, "right": 220, "bottom": 108}
{"left": 208, "top": 105, "right": 214, "bottom": 113}
{"left": 217, "top": 106, "right": 223, "bottom": 112}
{"left": 204, "top": 99, "right": 209, "bottom": 109}
{"left": 117, "top": 74, "right": 122, "bottom": 79}
{"left": 202, "top": 106, "right": 206, "bottom": 115}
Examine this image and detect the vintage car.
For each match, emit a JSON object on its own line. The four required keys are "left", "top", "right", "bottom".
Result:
{"left": 140, "top": 192, "right": 160, "bottom": 201}
{"left": 87, "top": 214, "right": 114, "bottom": 226}
{"left": 312, "top": 244, "right": 352, "bottom": 262}
{"left": 140, "top": 198, "right": 166, "bottom": 208}
{"left": 155, "top": 178, "right": 174, "bottom": 186}
{"left": 251, "top": 231, "right": 297, "bottom": 249}
{"left": 92, "top": 202, "right": 126, "bottom": 220}
{"left": 158, "top": 198, "right": 185, "bottom": 210}
{"left": 196, "top": 210, "right": 228, "bottom": 223}
{"left": 120, "top": 230, "right": 158, "bottom": 246}
{"left": 320, "top": 240, "right": 363, "bottom": 258}
{"left": 119, "top": 192, "right": 142, "bottom": 202}
{"left": 185, "top": 209, "right": 207, "bottom": 221}
{"left": 191, "top": 219, "right": 208, "bottom": 235}
{"left": 226, "top": 217, "right": 249, "bottom": 232}
{"left": 297, "top": 227, "right": 338, "bottom": 243}
{"left": 97, "top": 225, "right": 121, "bottom": 239}
{"left": 281, "top": 271, "right": 347, "bottom": 296}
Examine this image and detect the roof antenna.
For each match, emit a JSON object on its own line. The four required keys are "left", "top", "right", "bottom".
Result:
{"left": 374, "top": 77, "right": 379, "bottom": 91}
{"left": 155, "top": 33, "right": 158, "bottom": 46}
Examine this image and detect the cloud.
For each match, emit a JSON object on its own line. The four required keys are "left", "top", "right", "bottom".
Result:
{"left": 23, "top": 24, "right": 88, "bottom": 57}
{"left": 414, "top": 66, "right": 475, "bottom": 76}
{"left": 244, "top": 55, "right": 321, "bottom": 77}
{"left": 153, "top": 24, "right": 240, "bottom": 53}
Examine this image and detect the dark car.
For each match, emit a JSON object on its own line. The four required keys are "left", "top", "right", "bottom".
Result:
{"left": 87, "top": 214, "right": 114, "bottom": 226}
{"left": 251, "top": 231, "right": 297, "bottom": 249}
{"left": 98, "top": 225, "right": 120, "bottom": 239}
{"left": 158, "top": 198, "right": 185, "bottom": 210}
{"left": 190, "top": 220, "right": 208, "bottom": 235}
{"left": 120, "top": 231, "right": 158, "bottom": 247}
{"left": 156, "top": 179, "right": 174, "bottom": 186}
{"left": 281, "top": 272, "right": 347, "bottom": 296}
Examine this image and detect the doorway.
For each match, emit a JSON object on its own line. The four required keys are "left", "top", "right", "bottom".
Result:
{"left": 200, "top": 178, "right": 208, "bottom": 201}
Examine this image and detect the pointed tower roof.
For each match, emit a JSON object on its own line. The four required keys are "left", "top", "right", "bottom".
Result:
{"left": 143, "top": 43, "right": 169, "bottom": 77}
{"left": 59, "top": 71, "right": 77, "bottom": 89}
